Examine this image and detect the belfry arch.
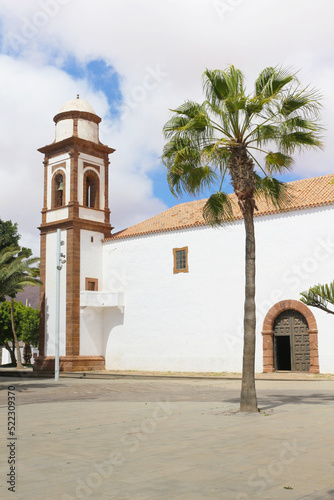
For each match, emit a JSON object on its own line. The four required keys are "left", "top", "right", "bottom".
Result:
{"left": 51, "top": 170, "right": 66, "bottom": 208}
{"left": 83, "top": 169, "right": 100, "bottom": 209}
{"left": 262, "top": 299, "right": 319, "bottom": 373}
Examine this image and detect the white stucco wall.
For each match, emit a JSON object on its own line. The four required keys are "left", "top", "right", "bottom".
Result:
{"left": 102, "top": 224, "right": 246, "bottom": 372}
{"left": 101, "top": 205, "right": 334, "bottom": 373}
{"left": 77, "top": 119, "right": 99, "bottom": 143}
{"left": 46, "top": 208, "right": 69, "bottom": 223}
{"left": 55, "top": 119, "right": 73, "bottom": 142}
{"left": 79, "top": 208, "right": 105, "bottom": 223}
{"left": 80, "top": 230, "right": 104, "bottom": 290}
{"left": 45, "top": 230, "right": 67, "bottom": 356}
{"left": 79, "top": 230, "right": 105, "bottom": 356}
{"left": 1, "top": 346, "right": 39, "bottom": 365}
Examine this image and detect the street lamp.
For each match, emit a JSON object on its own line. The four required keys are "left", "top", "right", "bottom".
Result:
{"left": 55, "top": 228, "right": 66, "bottom": 382}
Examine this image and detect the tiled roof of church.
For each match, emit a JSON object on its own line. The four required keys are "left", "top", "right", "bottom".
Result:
{"left": 107, "top": 173, "right": 334, "bottom": 241}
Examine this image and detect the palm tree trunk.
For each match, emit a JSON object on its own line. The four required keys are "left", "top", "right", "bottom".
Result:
{"left": 10, "top": 298, "right": 23, "bottom": 369}
{"left": 229, "top": 146, "right": 258, "bottom": 412}
{"left": 240, "top": 201, "right": 258, "bottom": 412}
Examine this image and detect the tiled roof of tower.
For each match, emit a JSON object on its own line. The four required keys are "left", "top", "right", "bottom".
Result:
{"left": 106, "top": 173, "right": 334, "bottom": 241}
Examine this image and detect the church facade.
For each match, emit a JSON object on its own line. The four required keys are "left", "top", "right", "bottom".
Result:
{"left": 34, "top": 99, "right": 334, "bottom": 374}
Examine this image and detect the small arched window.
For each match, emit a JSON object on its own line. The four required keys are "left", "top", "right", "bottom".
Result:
{"left": 52, "top": 171, "right": 65, "bottom": 208}
{"left": 83, "top": 170, "right": 100, "bottom": 209}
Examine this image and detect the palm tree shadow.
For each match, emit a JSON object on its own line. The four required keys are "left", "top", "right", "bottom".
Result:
{"left": 300, "top": 490, "right": 334, "bottom": 500}
{"left": 226, "top": 393, "right": 334, "bottom": 410}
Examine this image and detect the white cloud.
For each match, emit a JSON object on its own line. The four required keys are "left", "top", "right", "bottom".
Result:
{"left": 0, "top": 0, "right": 334, "bottom": 254}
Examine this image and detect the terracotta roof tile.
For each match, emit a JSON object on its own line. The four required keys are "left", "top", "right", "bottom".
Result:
{"left": 106, "top": 173, "right": 334, "bottom": 241}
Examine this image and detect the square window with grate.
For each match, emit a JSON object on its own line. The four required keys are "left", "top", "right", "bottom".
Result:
{"left": 173, "top": 247, "right": 188, "bottom": 274}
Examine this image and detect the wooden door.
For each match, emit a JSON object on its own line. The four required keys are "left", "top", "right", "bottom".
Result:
{"left": 291, "top": 311, "right": 310, "bottom": 371}
{"left": 273, "top": 310, "right": 310, "bottom": 372}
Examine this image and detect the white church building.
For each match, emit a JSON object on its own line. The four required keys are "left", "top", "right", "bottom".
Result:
{"left": 34, "top": 98, "right": 334, "bottom": 374}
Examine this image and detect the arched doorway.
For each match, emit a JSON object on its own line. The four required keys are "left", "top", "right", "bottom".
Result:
{"left": 274, "top": 310, "right": 310, "bottom": 371}
{"left": 262, "top": 300, "right": 319, "bottom": 373}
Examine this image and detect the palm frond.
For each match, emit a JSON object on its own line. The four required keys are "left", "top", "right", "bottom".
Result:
{"left": 202, "top": 141, "right": 231, "bottom": 173}
{"left": 250, "top": 124, "right": 281, "bottom": 145}
{"left": 279, "top": 131, "right": 323, "bottom": 153}
{"left": 255, "top": 66, "right": 295, "bottom": 99}
{"left": 255, "top": 67, "right": 276, "bottom": 96}
{"left": 203, "top": 191, "right": 235, "bottom": 226}
{"left": 264, "top": 151, "right": 294, "bottom": 174}
{"left": 245, "top": 97, "right": 265, "bottom": 117}
{"left": 0, "top": 248, "right": 41, "bottom": 299}
{"left": 281, "top": 116, "right": 320, "bottom": 132}
{"left": 202, "top": 67, "right": 247, "bottom": 140}
{"left": 300, "top": 281, "right": 334, "bottom": 314}
{"left": 162, "top": 136, "right": 201, "bottom": 168}
{"left": 280, "top": 88, "right": 322, "bottom": 118}
{"left": 203, "top": 100, "right": 234, "bottom": 137}
{"left": 203, "top": 66, "right": 245, "bottom": 103}
{"left": 163, "top": 112, "right": 209, "bottom": 139}
{"left": 167, "top": 163, "right": 217, "bottom": 197}
{"left": 171, "top": 100, "right": 204, "bottom": 118}
{"left": 254, "top": 174, "right": 293, "bottom": 210}
{"left": 0, "top": 246, "right": 20, "bottom": 265}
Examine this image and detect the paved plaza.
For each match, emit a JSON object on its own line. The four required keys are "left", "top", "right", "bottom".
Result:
{"left": 0, "top": 375, "right": 334, "bottom": 500}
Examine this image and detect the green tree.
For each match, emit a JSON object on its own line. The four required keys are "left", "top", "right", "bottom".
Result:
{"left": 19, "top": 306, "right": 40, "bottom": 346}
{"left": 0, "top": 219, "right": 20, "bottom": 249}
{"left": 0, "top": 219, "right": 39, "bottom": 368}
{"left": 0, "top": 218, "right": 31, "bottom": 257}
{"left": 162, "top": 65, "right": 323, "bottom": 412}
{"left": 300, "top": 281, "right": 334, "bottom": 315}
{"left": 0, "top": 247, "right": 40, "bottom": 368}
{"left": 0, "top": 300, "right": 24, "bottom": 364}
{"left": 0, "top": 301, "right": 39, "bottom": 365}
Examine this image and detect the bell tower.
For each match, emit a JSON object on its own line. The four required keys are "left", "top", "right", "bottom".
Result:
{"left": 34, "top": 97, "right": 115, "bottom": 372}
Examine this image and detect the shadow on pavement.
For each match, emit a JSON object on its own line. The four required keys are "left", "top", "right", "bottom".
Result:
{"left": 227, "top": 392, "right": 334, "bottom": 410}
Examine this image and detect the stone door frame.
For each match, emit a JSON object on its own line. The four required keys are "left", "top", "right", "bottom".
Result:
{"left": 262, "top": 299, "right": 319, "bottom": 373}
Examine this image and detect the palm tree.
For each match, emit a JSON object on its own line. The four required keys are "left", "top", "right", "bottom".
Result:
{"left": 301, "top": 281, "right": 334, "bottom": 315}
{"left": 162, "top": 65, "right": 323, "bottom": 412}
{"left": 0, "top": 247, "right": 41, "bottom": 368}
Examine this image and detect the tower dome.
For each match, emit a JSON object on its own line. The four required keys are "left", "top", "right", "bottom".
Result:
{"left": 53, "top": 96, "right": 101, "bottom": 144}
{"left": 59, "top": 97, "right": 96, "bottom": 115}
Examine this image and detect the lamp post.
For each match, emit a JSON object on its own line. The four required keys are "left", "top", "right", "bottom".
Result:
{"left": 55, "top": 228, "right": 66, "bottom": 382}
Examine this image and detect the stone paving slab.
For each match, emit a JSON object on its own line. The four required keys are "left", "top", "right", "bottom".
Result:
{"left": 0, "top": 377, "right": 334, "bottom": 499}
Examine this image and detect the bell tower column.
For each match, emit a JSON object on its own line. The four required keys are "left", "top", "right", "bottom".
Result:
{"left": 34, "top": 97, "right": 115, "bottom": 373}
{"left": 66, "top": 149, "right": 80, "bottom": 357}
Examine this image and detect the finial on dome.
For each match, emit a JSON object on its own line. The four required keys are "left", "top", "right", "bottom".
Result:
{"left": 76, "top": 94, "right": 79, "bottom": 99}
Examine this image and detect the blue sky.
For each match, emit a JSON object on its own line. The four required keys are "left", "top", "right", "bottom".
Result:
{"left": 61, "top": 58, "right": 123, "bottom": 117}
{"left": 0, "top": 0, "right": 333, "bottom": 254}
